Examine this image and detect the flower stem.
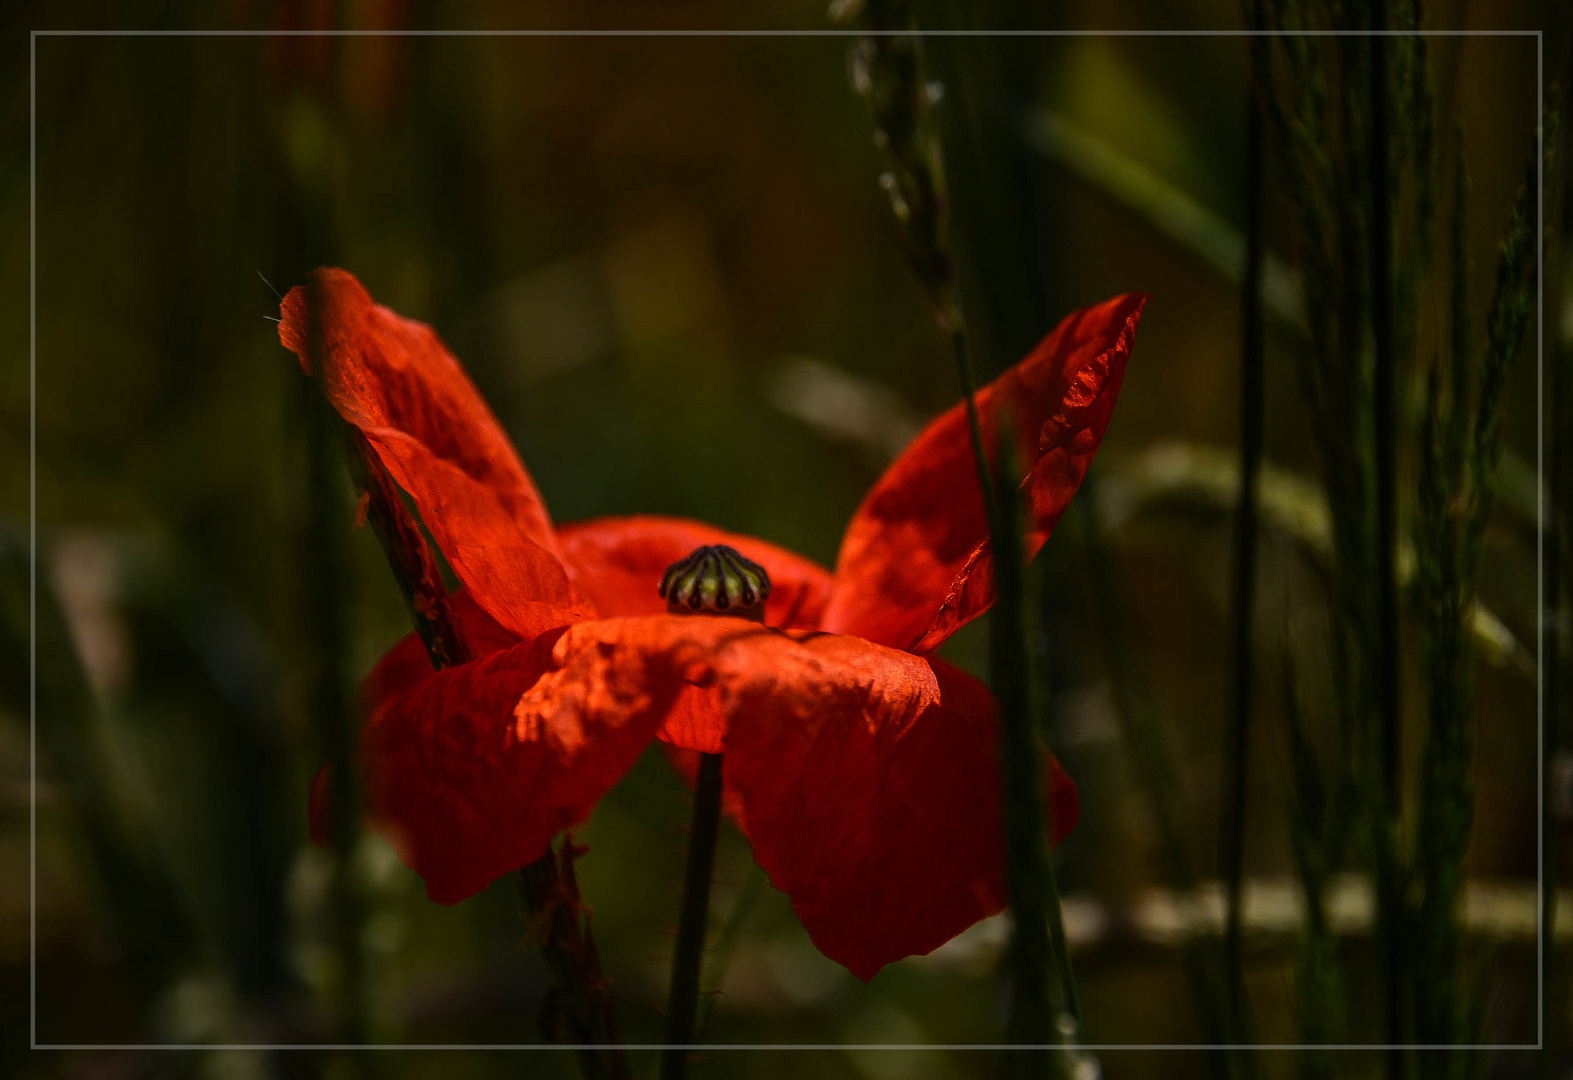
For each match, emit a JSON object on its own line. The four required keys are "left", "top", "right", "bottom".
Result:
{"left": 338, "top": 421, "right": 625, "bottom": 1077}
{"left": 520, "top": 844, "right": 628, "bottom": 1080}
{"left": 1223, "top": 57, "right": 1267, "bottom": 1042}
{"left": 839, "top": 7, "right": 1079, "bottom": 1055}
{"left": 662, "top": 750, "right": 725, "bottom": 1080}
{"left": 695, "top": 864, "right": 767, "bottom": 1032}
{"left": 1368, "top": 10, "right": 1408, "bottom": 1074}
{"left": 1540, "top": 55, "right": 1571, "bottom": 1080}
{"left": 954, "top": 327, "right": 1081, "bottom": 1060}
{"left": 342, "top": 427, "right": 475, "bottom": 670}
{"left": 949, "top": 326, "right": 1004, "bottom": 539}
{"left": 302, "top": 294, "right": 368, "bottom": 1046}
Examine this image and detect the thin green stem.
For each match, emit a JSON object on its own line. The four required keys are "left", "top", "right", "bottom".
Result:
{"left": 1542, "top": 57, "right": 1571, "bottom": 1069}
{"left": 843, "top": 9, "right": 1077, "bottom": 1060}
{"left": 302, "top": 289, "right": 367, "bottom": 1046}
{"left": 662, "top": 751, "right": 725, "bottom": 1080}
{"left": 1224, "top": 60, "right": 1268, "bottom": 1042}
{"left": 520, "top": 845, "right": 627, "bottom": 1080}
{"left": 338, "top": 411, "right": 624, "bottom": 1078}
{"left": 991, "top": 421, "right": 1052, "bottom": 1055}
{"left": 1042, "top": 847, "right": 1080, "bottom": 1026}
{"left": 695, "top": 865, "right": 767, "bottom": 1031}
{"left": 1369, "top": 8, "right": 1407, "bottom": 1073}
{"left": 954, "top": 327, "right": 1079, "bottom": 1066}
{"left": 1371, "top": 1, "right": 1400, "bottom": 832}
{"left": 1072, "top": 487, "right": 1235, "bottom": 1049}
{"left": 950, "top": 326, "right": 1003, "bottom": 536}
{"left": 1542, "top": 329, "right": 1566, "bottom": 1073}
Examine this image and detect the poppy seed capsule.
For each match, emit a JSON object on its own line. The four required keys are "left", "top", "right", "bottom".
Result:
{"left": 659, "top": 545, "right": 771, "bottom": 622}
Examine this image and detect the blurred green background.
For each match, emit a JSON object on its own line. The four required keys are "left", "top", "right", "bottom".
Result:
{"left": 0, "top": 2, "right": 1557, "bottom": 1078}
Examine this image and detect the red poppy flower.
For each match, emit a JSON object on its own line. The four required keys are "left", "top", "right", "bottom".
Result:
{"left": 282, "top": 268, "right": 1145, "bottom": 981}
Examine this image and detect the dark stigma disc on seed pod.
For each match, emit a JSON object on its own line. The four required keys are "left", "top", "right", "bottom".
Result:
{"left": 658, "top": 544, "right": 772, "bottom": 621}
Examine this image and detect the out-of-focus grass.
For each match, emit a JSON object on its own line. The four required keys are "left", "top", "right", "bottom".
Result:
{"left": 1, "top": 8, "right": 1552, "bottom": 1079}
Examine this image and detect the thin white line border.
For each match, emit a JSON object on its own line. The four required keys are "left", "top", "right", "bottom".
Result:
{"left": 28, "top": 24, "right": 1548, "bottom": 1056}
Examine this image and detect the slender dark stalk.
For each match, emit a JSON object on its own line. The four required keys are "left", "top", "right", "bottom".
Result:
{"left": 1041, "top": 832, "right": 1080, "bottom": 1028}
{"left": 837, "top": 8, "right": 1079, "bottom": 1060}
{"left": 342, "top": 429, "right": 475, "bottom": 671}
{"left": 942, "top": 194, "right": 1082, "bottom": 1073}
{"left": 1543, "top": 59, "right": 1571, "bottom": 1075}
{"left": 987, "top": 407, "right": 1055, "bottom": 1065}
{"left": 1370, "top": 1, "right": 1400, "bottom": 842}
{"left": 1072, "top": 490, "right": 1234, "bottom": 1052}
{"left": 301, "top": 290, "right": 367, "bottom": 1047}
{"left": 334, "top": 390, "right": 625, "bottom": 1078}
{"left": 661, "top": 751, "right": 725, "bottom": 1080}
{"left": 950, "top": 327, "right": 1004, "bottom": 537}
{"left": 1368, "top": 8, "right": 1406, "bottom": 1072}
{"left": 1541, "top": 382, "right": 1562, "bottom": 1078}
{"left": 1223, "top": 66, "right": 1268, "bottom": 1038}
{"left": 521, "top": 844, "right": 627, "bottom": 1080}
{"left": 695, "top": 864, "right": 767, "bottom": 1031}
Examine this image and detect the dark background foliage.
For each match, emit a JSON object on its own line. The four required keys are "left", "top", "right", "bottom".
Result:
{"left": 0, "top": 1, "right": 1558, "bottom": 1078}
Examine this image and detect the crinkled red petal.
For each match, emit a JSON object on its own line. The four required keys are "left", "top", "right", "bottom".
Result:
{"left": 659, "top": 690, "right": 1077, "bottom": 876}
{"left": 821, "top": 294, "right": 1147, "bottom": 654}
{"left": 360, "top": 587, "right": 524, "bottom": 713}
{"left": 538, "top": 617, "right": 1080, "bottom": 980}
{"left": 308, "top": 591, "right": 523, "bottom": 851}
{"left": 278, "top": 268, "right": 593, "bottom": 639}
{"left": 556, "top": 515, "right": 833, "bottom": 630}
{"left": 656, "top": 683, "right": 730, "bottom": 756}
{"left": 361, "top": 626, "right": 675, "bottom": 904}
{"left": 717, "top": 638, "right": 1078, "bottom": 981}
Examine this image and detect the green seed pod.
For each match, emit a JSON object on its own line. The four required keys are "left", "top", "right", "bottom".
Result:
{"left": 658, "top": 545, "right": 772, "bottom": 622}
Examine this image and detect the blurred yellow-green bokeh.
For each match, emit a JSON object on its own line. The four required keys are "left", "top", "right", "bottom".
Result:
{"left": 1, "top": 2, "right": 1559, "bottom": 1078}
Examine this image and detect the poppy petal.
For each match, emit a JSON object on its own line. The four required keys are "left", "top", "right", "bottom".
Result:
{"left": 309, "top": 590, "right": 527, "bottom": 850}
{"left": 361, "top": 587, "right": 524, "bottom": 713}
{"left": 362, "top": 625, "right": 677, "bottom": 905}
{"left": 656, "top": 683, "right": 730, "bottom": 756}
{"left": 716, "top": 636, "right": 1078, "bottom": 981}
{"left": 279, "top": 268, "right": 593, "bottom": 638}
{"left": 557, "top": 515, "right": 834, "bottom": 630}
{"left": 535, "top": 617, "right": 1079, "bottom": 979}
{"left": 821, "top": 294, "right": 1147, "bottom": 653}
{"left": 659, "top": 703, "right": 1074, "bottom": 869}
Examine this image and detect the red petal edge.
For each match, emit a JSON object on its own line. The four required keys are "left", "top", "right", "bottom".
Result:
{"left": 278, "top": 268, "right": 593, "bottom": 639}
{"left": 537, "top": 617, "right": 1081, "bottom": 980}
{"left": 362, "top": 626, "right": 675, "bottom": 904}
{"left": 822, "top": 294, "right": 1147, "bottom": 654}
{"left": 716, "top": 634, "right": 1078, "bottom": 980}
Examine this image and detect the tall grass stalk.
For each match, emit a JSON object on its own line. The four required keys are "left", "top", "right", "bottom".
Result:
{"left": 1278, "top": 649, "right": 1349, "bottom": 1067}
{"left": 661, "top": 751, "right": 724, "bottom": 1080}
{"left": 1222, "top": 29, "right": 1269, "bottom": 1044}
{"left": 1367, "top": 10, "right": 1407, "bottom": 1074}
{"left": 836, "top": 2, "right": 1079, "bottom": 1064}
{"left": 300, "top": 299, "right": 368, "bottom": 1048}
{"left": 321, "top": 345, "right": 627, "bottom": 1079}
{"left": 1255, "top": 6, "right": 1419, "bottom": 1062}
{"left": 1413, "top": 131, "right": 1539, "bottom": 1074}
{"left": 988, "top": 398, "right": 1063, "bottom": 1057}
{"left": 1258, "top": 4, "right": 1546, "bottom": 1071}
{"left": 1071, "top": 489, "right": 1234, "bottom": 1056}
{"left": 1540, "top": 56, "right": 1571, "bottom": 1079}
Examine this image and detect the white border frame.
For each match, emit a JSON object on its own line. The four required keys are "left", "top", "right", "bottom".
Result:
{"left": 28, "top": 25, "right": 1546, "bottom": 1055}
